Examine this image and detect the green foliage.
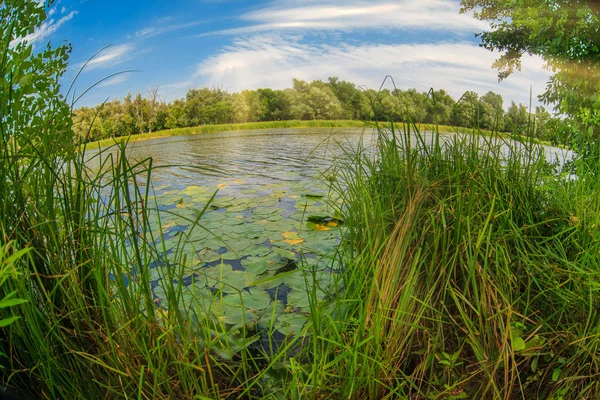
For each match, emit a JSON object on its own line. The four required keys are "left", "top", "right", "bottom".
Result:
{"left": 505, "top": 101, "right": 530, "bottom": 134}
{"left": 72, "top": 77, "right": 542, "bottom": 144}
{"left": 461, "top": 0, "right": 600, "bottom": 149}
{"left": 321, "top": 121, "right": 600, "bottom": 399}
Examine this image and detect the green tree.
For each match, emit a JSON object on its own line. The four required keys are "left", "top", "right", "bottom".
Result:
{"left": 165, "top": 99, "right": 189, "bottom": 129}
{"left": 185, "top": 87, "right": 232, "bottom": 125}
{"left": 287, "top": 79, "right": 343, "bottom": 120}
{"left": 534, "top": 106, "right": 552, "bottom": 139}
{"left": 257, "top": 88, "right": 288, "bottom": 121}
{"left": 461, "top": 0, "right": 600, "bottom": 147}
{"left": 480, "top": 91, "right": 505, "bottom": 130}
{"left": 452, "top": 91, "right": 480, "bottom": 127}
{"left": 425, "top": 89, "right": 456, "bottom": 125}
{"left": 505, "top": 101, "right": 530, "bottom": 134}
{"left": 327, "top": 77, "right": 364, "bottom": 119}
{"left": 228, "top": 92, "right": 252, "bottom": 123}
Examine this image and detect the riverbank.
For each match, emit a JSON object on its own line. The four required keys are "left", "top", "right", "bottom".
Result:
{"left": 82, "top": 119, "right": 558, "bottom": 150}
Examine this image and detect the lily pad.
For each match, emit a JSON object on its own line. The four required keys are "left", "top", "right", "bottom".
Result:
{"left": 197, "top": 248, "right": 222, "bottom": 263}
{"left": 198, "top": 263, "right": 233, "bottom": 287}
{"left": 275, "top": 314, "right": 309, "bottom": 336}
{"left": 222, "top": 289, "right": 271, "bottom": 311}
{"left": 216, "top": 270, "right": 257, "bottom": 293}
{"left": 244, "top": 259, "right": 270, "bottom": 275}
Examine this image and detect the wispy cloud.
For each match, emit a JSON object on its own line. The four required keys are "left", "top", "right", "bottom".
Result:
{"left": 12, "top": 10, "right": 77, "bottom": 46}
{"left": 135, "top": 27, "right": 156, "bottom": 38}
{"left": 169, "top": 33, "right": 548, "bottom": 107}
{"left": 134, "top": 20, "right": 205, "bottom": 39}
{"left": 98, "top": 74, "right": 129, "bottom": 88}
{"left": 80, "top": 44, "right": 135, "bottom": 70}
{"left": 202, "top": 0, "right": 488, "bottom": 36}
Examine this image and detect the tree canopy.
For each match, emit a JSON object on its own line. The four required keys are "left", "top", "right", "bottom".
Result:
{"left": 461, "top": 0, "right": 600, "bottom": 149}
{"left": 72, "top": 78, "right": 546, "bottom": 144}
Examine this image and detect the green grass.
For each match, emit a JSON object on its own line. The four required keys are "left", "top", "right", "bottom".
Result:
{"left": 310, "top": 121, "right": 600, "bottom": 399}
{"left": 2, "top": 108, "right": 599, "bottom": 398}
{"left": 83, "top": 119, "right": 559, "bottom": 150}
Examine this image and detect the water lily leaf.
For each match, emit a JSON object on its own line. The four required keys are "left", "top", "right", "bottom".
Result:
{"left": 181, "top": 283, "right": 211, "bottom": 310}
{"left": 199, "top": 263, "right": 233, "bottom": 287}
{"left": 266, "top": 214, "right": 283, "bottom": 222}
{"left": 149, "top": 267, "right": 163, "bottom": 281}
{"left": 275, "top": 314, "right": 308, "bottom": 336}
{"left": 239, "top": 226, "right": 266, "bottom": 239}
{"left": 186, "top": 228, "right": 210, "bottom": 243}
{"left": 254, "top": 269, "right": 304, "bottom": 289}
{"left": 281, "top": 231, "right": 304, "bottom": 245}
{"left": 244, "top": 246, "right": 271, "bottom": 257}
{"left": 197, "top": 248, "right": 222, "bottom": 263}
{"left": 222, "top": 289, "right": 271, "bottom": 311}
{"left": 212, "top": 196, "right": 236, "bottom": 208}
{"left": 300, "top": 258, "right": 328, "bottom": 271}
{"left": 244, "top": 259, "right": 270, "bottom": 275}
{"left": 216, "top": 270, "right": 257, "bottom": 293}
{"left": 222, "top": 218, "right": 245, "bottom": 226}
{"left": 242, "top": 254, "right": 286, "bottom": 271}
{"left": 286, "top": 288, "right": 312, "bottom": 309}
{"left": 157, "top": 195, "right": 181, "bottom": 206}
{"left": 227, "top": 238, "right": 253, "bottom": 253}
{"left": 272, "top": 246, "right": 296, "bottom": 260}
{"left": 176, "top": 200, "right": 194, "bottom": 209}
{"left": 227, "top": 205, "right": 249, "bottom": 212}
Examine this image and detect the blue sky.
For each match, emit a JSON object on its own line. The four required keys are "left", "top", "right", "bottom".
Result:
{"left": 32, "top": 0, "right": 551, "bottom": 108}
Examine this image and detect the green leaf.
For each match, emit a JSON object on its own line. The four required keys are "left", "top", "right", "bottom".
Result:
{"left": 222, "top": 289, "right": 271, "bottom": 311}
{"left": 512, "top": 337, "right": 526, "bottom": 352}
{"left": 0, "top": 298, "right": 28, "bottom": 308}
{"left": 0, "top": 316, "right": 21, "bottom": 327}
{"left": 275, "top": 314, "right": 308, "bottom": 336}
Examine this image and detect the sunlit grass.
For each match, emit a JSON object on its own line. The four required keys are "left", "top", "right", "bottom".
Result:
{"left": 312, "top": 122, "right": 600, "bottom": 399}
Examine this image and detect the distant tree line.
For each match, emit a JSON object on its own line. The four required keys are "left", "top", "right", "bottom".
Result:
{"left": 72, "top": 77, "right": 553, "bottom": 143}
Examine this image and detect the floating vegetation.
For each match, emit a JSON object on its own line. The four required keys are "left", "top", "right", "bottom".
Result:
{"left": 140, "top": 178, "right": 344, "bottom": 339}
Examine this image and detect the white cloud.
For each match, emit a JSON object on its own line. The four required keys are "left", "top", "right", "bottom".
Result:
{"left": 169, "top": 34, "right": 549, "bottom": 107}
{"left": 98, "top": 74, "right": 129, "bottom": 88}
{"left": 203, "top": 0, "right": 488, "bottom": 36}
{"left": 134, "top": 21, "right": 204, "bottom": 39}
{"left": 12, "top": 10, "right": 77, "bottom": 46}
{"left": 80, "top": 44, "right": 135, "bottom": 70}
{"left": 135, "top": 27, "right": 156, "bottom": 37}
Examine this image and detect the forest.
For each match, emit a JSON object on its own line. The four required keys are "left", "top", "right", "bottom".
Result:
{"left": 72, "top": 78, "right": 554, "bottom": 143}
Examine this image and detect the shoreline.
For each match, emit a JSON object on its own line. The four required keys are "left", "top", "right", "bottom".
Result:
{"left": 82, "top": 119, "right": 560, "bottom": 150}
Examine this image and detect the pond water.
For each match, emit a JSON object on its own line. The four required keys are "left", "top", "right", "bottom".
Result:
{"left": 87, "top": 128, "right": 574, "bottom": 345}
{"left": 89, "top": 128, "right": 378, "bottom": 343}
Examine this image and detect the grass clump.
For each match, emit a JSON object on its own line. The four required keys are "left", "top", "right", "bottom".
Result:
{"left": 316, "top": 122, "right": 600, "bottom": 398}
